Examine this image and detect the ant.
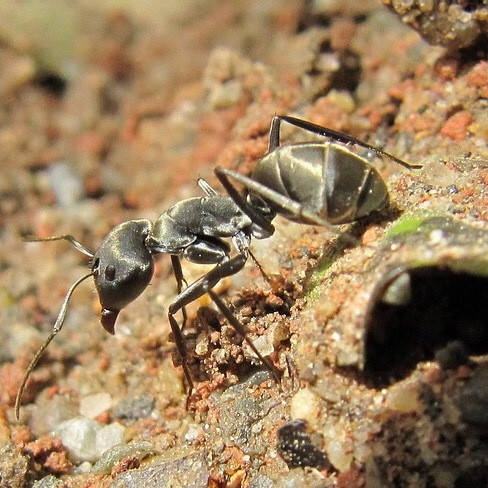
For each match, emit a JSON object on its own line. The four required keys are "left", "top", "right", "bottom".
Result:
{"left": 15, "top": 115, "right": 420, "bottom": 419}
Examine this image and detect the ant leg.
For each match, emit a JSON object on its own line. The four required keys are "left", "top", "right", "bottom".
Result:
{"left": 167, "top": 253, "right": 249, "bottom": 394}
{"left": 167, "top": 252, "right": 280, "bottom": 391}
{"left": 268, "top": 115, "right": 284, "bottom": 152}
{"left": 214, "top": 167, "right": 276, "bottom": 237}
{"left": 277, "top": 115, "right": 421, "bottom": 169}
{"left": 207, "top": 289, "right": 281, "bottom": 383}
{"left": 215, "top": 166, "right": 340, "bottom": 233}
{"left": 216, "top": 167, "right": 360, "bottom": 247}
{"left": 248, "top": 248, "right": 271, "bottom": 284}
{"left": 170, "top": 255, "right": 188, "bottom": 330}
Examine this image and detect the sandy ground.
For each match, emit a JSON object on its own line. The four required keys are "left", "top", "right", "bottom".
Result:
{"left": 0, "top": 1, "right": 487, "bottom": 487}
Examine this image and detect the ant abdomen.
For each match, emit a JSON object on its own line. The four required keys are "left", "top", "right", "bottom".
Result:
{"left": 252, "top": 142, "right": 389, "bottom": 225}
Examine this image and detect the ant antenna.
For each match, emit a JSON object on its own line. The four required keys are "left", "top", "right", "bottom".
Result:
{"left": 15, "top": 272, "right": 93, "bottom": 420}
{"left": 15, "top": 234, "right": 95, "bottom": 420}
{"left": 23, "top": 234, "right": 94, "bottom": 258}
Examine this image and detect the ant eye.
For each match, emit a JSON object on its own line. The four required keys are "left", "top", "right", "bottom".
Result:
{"left": 104, "top": 265, "right": 116, "bottom": 281}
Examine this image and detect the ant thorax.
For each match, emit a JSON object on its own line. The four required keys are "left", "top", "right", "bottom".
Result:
{"left": 148, "top": 195, "right": 254, "bottom": 251}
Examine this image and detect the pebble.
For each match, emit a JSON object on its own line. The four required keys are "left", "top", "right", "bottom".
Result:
{"left": 113, "top": 395, "right": 155, "bottom": 420}
{"left": 111, "top": 451, "right": 209, "bottom": 488}
{"left": 30, "top": 395, "right": 79, "bottom": 436}
{"left": 217, "top": 371, "right": 280, "bottom": 456}
{"left": 45, "top": 162, "right": 84, "bottom": 207}
{"left": 244, "top": 334, "right": 274, "bottom": 358}
{"left": 55, "top": 417, "right": 126, "bottom": 463}
{"left": 95, "top": 422, "right": 126, "bottom": 458}
{"left": 289, "top": 388, "right": 321, "bottom": 427}
{"left": 32, "top": 474, "right": 64, "bottom": 488}
{"left": 420, "top": 159, "right": 459, "bottom": 188}
{"left": 184, "top": 423, "right": 204, "bottom": 443}
{"left": 385, "top": 379, "right": 420, "bottom": 413}
{"left": 327, "top": 437, "right": 353, "bottom": 472}
{"left": 91, "top": 441, "right": 154, "bottom": 475}
{"left": 79, "top": 392, "right": 112, "bottom": 419}
{"left": 434, "top": 340, "right": 468, "bottom": 370}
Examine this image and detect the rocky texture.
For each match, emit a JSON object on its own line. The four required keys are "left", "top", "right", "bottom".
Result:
{"left": 0, "top": 1, "right": 487, "bottom": 487}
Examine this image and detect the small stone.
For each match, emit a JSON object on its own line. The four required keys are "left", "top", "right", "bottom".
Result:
{"left": 55, "top": 417, "right": 127, "bottom": 464}
{"left": 30, "top": 395, "right": 79, "bottom": 437}
{"left": 185, "top": 424, "right": 204, "bottom": 443}
{"left": 327, "top": 437, "right": 353, "bottom": 472}
{"left": 290, "top": 388, "right": 321, "bottom": 426}
{"left": 466, "top": 61, "right": 488, "bottom": 98}
{"left": 244, "top": 334, "right": 274, "bottom": 358}
{"left": 456, "top": 366, "right": 488, "bottom": 435}
{"left": 207, "top": 80, "right": 243, "bottom": 110}
{"left": 79, "top": 392, "right": 112, "bottom": 419}
{"left": 277, "top": 419, "right": 329, "bottom": 470}
{"left": 434, "top": 341, "right": 468, "bottom": 370}
{"left": 113, "top": 395, "right": 155, "bottom": 420}
{"left": 55, "top": 417, "right": 100, "bottom": 463}
{"left": 268, "top": 321, "right": 290, "bottom": 346}
{"left": 325, "top": 89, "right": 355, "bottom": 114}
{"left": 381, "top": 272, "right": 412, "bottom": 306}
{"left": 45, "top": 162, "right": 84, "bottom": 207}
{"left": 421, "top": 159, "right": 458, "bottom": 187}
{"left": 95, "top": 422, "right": 126, "bottom": 457}
{"left": 92, "top": 442, "right": 153, "bottom": 475}
{"left": 32, "top": 474, "right": 64, "bottom": 488}
{"left": 440, "top": 111, "right": 473, "bottom": 142}
{"left": 111, "top": 451, "right": 209, "bottom": 488}
{"left": 385, "top": 380, "right": 420, "bottom": 413}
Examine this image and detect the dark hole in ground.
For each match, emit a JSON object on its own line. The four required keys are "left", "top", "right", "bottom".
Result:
{"left": 34, "top": 73, "right": 67, "bottom": 96}
{"left": 330, "top": 49, "right": 361, "bottom": 92}
{"left": 363, "top": 266, "right": 488, "bottom": 386}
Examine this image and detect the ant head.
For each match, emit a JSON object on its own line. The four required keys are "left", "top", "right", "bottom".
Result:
{"left": 92, "top": 219, "right": 154, "bottom": 334}
{"left": 15, "top": 221, "right": 155, "bottom": 420}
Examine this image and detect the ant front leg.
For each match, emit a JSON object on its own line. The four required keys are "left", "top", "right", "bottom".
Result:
{"left": 170, "top": 255, "right": 188, "bottom": 329}
{"left": 167, "top": 253, "right": 249, "bottom": 395}
{"left": 167, "top": 252, "right": 280, "bottom": 395}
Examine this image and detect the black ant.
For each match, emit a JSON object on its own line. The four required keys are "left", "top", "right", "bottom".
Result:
{"left": 15, "top": 115, "right": 420, "bottom": 419}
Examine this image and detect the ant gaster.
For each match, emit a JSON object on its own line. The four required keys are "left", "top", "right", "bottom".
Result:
{"left": 15, "top": 115, "right": 420, "bottom": 419}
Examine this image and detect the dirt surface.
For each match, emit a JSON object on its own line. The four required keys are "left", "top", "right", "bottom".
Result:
{"left": 0, "top": 1, "right": 487, "bottom": 487}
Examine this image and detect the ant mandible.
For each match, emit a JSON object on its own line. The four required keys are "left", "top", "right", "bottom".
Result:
{"left": 15, "top": 115, "right": 420, "bottom": 419}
